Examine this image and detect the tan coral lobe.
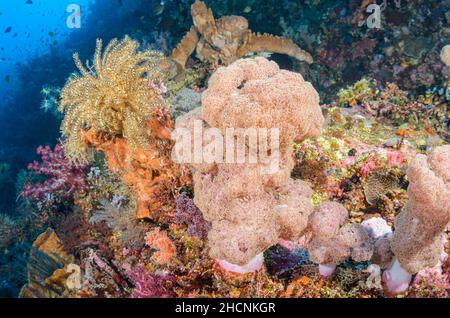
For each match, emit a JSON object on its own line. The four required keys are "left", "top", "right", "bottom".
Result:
{"left": 440, "top": 45, "right": 450, "bottom": 68}
{"left": 390, "top": 145, "right": 450, "bottom": 273}
{"left": 308, "top": 202, "right": 374, "bottom": 265}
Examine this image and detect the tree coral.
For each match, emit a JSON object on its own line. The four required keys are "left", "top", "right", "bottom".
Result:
{"left": 175, "top": 57, "right": 324, "bottom": 267}
{"left": 59, "top": 36, "right": 167, "bottom": 162}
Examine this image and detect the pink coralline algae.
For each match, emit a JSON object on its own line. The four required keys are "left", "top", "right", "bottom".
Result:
{"left": 21, "top": 144, "right": 89, "bottom": 206}
{"left": 383, "top": 145, "right": 450, "bottom": 293}
{"left": 359, "top": 160, "right": 377, "bottom": 178}
{"left": 386, "top": 151, "right": 404, "bottom": 166}
{"left": 125, "top": 265, "right": 174, "bottom": 298}
{"left": 174, "top": 192, "right": 211, "bottom": 239}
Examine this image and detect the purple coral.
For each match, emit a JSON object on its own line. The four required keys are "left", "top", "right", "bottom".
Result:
{"left": 21, "top": 144, "right": 89, "bottom": 207}
{"left": 125, "top": 265, "right": 174, "bottom": 298}
{"left": 174, "top": 192, "right": 211, "bottom": 239}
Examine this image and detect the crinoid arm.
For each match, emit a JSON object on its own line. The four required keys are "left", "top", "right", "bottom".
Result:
{"left": 169, "top": 26, "right": 199, "bottom": 73}
{"left": 238, "top": 32, "right": 314, "bottom": 64}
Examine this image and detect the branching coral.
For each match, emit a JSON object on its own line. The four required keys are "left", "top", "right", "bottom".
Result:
{"left": 175, "top": 57, "right": 324, "bottom": 267}
{"left": 170, "top": 0, "right": 313, "bottom": 74}
{"left": 59, "top": 36, "right": 167, "bottom": 162}
{"left": 21, "top": 145, "right": 89, "bottom": 208}
{"left": 383, "top": 145, "right": 450, "bottom": 293}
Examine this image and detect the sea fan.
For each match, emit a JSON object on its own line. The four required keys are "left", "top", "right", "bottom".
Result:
{"left": 59, "top": 36, "right": 167, "bottom": 162}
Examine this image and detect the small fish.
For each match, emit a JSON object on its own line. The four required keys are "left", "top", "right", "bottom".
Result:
{"left": 48, "top": 31, "right": 55, "bottom": 37}
{"left": 243, "top": 6, "right": 252, "bottom": 13}
{"left": 26, "top": 0, "right": 33, "bottom": 4}
{"left": 152, "top": 3, "right": 165, "bottom": 15}
{"left": 4, "top": 26, "right": 12, "bottom": 33}
{"left": 5, "top": 75, "right": 11, "bottom": 83}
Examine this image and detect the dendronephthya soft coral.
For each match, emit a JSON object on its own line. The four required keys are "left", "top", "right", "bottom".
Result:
{"left": 383, "top": 145, "right": 450, "bottom": 294}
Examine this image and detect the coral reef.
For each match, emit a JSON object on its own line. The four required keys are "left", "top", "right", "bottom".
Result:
{"left": 170, "top": 0, "right": 313, "bottom": 74}
{"left": 2, "top": 0, "right": 450, "bottom": 300}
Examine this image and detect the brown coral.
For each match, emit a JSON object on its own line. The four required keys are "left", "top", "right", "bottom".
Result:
{"left": 170, "top": 0, "right": 313, "bottom": 74}
{"left": 175, "top": 57, "right": 324, "bottom": 266}
{"left": 390, "top": 145, "right": 450, "bottom": 274}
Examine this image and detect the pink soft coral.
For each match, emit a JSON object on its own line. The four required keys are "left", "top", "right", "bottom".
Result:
{"left": 175, "top": 57, "right": 324, "bottom": 267}
{"left": 383, "top": 145, "right": 450, "bottom": 294}
{"left": 21, "top": 144, "right": 89, "bottom": 207}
